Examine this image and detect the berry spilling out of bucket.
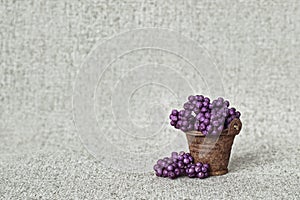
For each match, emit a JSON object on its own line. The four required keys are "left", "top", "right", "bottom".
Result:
{"left": 169, "top": 95, "right": 241, "bottom": 135}
{"left": 154, "top": 151, "right": 210, "bottom": 179}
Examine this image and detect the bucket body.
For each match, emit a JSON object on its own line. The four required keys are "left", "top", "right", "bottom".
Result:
{"left": 186, "top": 118, "right": 242, "bottom": 176}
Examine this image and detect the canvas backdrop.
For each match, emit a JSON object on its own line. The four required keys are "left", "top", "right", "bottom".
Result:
{"left": 1, "top": 0, "right": 300, "bottom": 199}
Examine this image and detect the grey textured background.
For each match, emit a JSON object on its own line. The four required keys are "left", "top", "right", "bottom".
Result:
{"left": 1, "top": 0, "right": 300, "bottom": 199}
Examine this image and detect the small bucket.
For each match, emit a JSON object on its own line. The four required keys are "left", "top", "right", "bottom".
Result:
{"left": 186, "top": 118, "right": 242, "bottom": 176}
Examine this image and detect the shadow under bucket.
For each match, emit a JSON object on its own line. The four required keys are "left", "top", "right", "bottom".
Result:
{"left": 186, "top": 118, "right": 242, "bottom": 176}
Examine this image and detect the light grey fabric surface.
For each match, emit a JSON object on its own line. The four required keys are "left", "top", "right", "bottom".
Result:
{"left": 1, "top": 0, "right": 300, "bottom": 199}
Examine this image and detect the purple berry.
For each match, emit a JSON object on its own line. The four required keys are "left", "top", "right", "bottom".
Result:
{"left": 236, "top": 111, "right": 241, "bottom": 118}
{"left": 217, "top": 125, "right": 224, "bottom": 132}
{"left": 184, "top": 110, "right": 192, "bottom": 117}
{"left": 185, "top": 168, "right": 190, "bottom": 174}
{"left": 167, "top": 165, "right": 174, "bottom": 171}
{"left": 180, "top": 168, "right": 185, "bottom": 175}
{"left": 170, "top": 121, "right": 176, "bottom": 126}
{"left": 194, "top": 108, "right": 200, "bottom": 114}
{"left": 171, "top": 115, "right": 178, "bottom": 121}
{"left": 211, "top": 114, "right": 218, "bottom": 121}
{"left": 183, "top": 103, "right": 190, "bottom": 110}
{"left": 188, "top": 173, "right": 196, "bottom": 178}
{"left": 177, "top": 120, "right": 183, "bottom": 126}
{"left": 179, "top": 110, "right": 185, "bottom": 116}
{"left": 170, "top": 115, "right": 178, "bottom": 121}
{"left": 180, "top": 126, "right": 187, "bottom": 132}
{"left": 171, "top": 109, "right": 178, "bottom": 115}
{"left": 178, "top": 161, "right": 184, "bottom": 168}
{"left": 211, "top": 130, "right": 218, "bottom": 135}
{"left": 206, "top": 125, "right": 213, "bottom": 132}
{"left": 174, "top": 168, "right": 180, "bottom": 176}
{"left": 224, "top": 100, "right": 229, "bottom": 107}
{"left": 212, "top": 120, "right": 219, "bottom": 127}
{"left": 217, "top": 97, "right": 224, "bottom": 102}
{"left": 172, "top": 158, "right": 178, "bottom": 164}
{"left": 196, "top": 95, "right": 204, "bottom": 101}
{"left": 157, "top": 159, "right": 163, "bottom": 165}
{"left": 201, "top": 166, "right": 208, "bottom": 173}
{"left": 188, "top": 95, "right": 195, "bottom": 101}
{"left": 205, "top": 172, "right": 209, "bottom": 177}
{"left": 156, "top": 168, "right": 163, "bottom": 177}
{"left": 196, "top": 102, "right": 202, "bottom": 109}
{"left": 196, "top": 162, "right": 203, "bottom": 167}
{"left": 163, "top": 169, "right": 168, "bottom": 177}
{"left": 183, "top": 158, "right": 190, "bottom": 164}
{"left": 188, "top": 168, "right": 195, "bottom": 174}
{"left": 199, "top": 123, "right": 206, "bottom": 131}
{"left": 168, "top": 171, "right": 176, "bottom": 179}
{"left": 222, "top": 111, "right": 228, "bottom": 118}
{"left": 172, "top": 162, "right": 178, "bottom": 168}
{"left": 189, "top": 104, "right": 195, "bottom": 110}
{"left": 199, "top": 116, "right": 205, "bottom": 122}
{"left": 205, "top": 112, "right": 211, "bottom": 119}
{"left": 203, "top": 164, "right": 209, "bottom": 169}
{"left": 161, "top": 161, "right": 167, "bottom": 167}
{"left": 182, "top": 120, "right": 188, "bottom": 127}
{"left": 197, "top": 172, "right": 205, "bottom": 179}
{"left": 177, "top": 155, "right": 183, "bottom": 161}
{"left": 229, "top": 108, "right": 236, "bottom": 115}
{"left": 204, "top": 97, "right": 210, "bottom": 103}
{"left": 153, "top": 164, "right": 160, "bottom": 171}
{"left": 171, "top": 152, "right": 178, "bottom": 158}
{"left": 192, "top": 100, "right": 197, "bottom": 105}
{"left": 195, "top": 166, "right": 201, "bottom": 173}
{"left": 187, "top": 124, "right": 193, "bottom": 131}
{"left": 201, "top": 107, "right": 208, "bottom": 113}
{"left": 212, "top": 99, "right": 217, "bottom": 105}
{"left": 204, "top": 118, "right": 210, "bottom": 125}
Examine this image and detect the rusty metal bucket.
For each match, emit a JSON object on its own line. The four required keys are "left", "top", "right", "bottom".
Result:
{"left": 186, "top": 118, "right": 242, "bottom": 176}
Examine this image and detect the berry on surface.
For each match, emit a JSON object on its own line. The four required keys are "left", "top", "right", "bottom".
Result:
{"left": 154, "top": 152, "right": 210, "bottom": 179}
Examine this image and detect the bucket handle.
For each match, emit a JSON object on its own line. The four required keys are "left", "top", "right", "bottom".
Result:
{"left": 228, "top": 118, "right": 242, "bottom": 135}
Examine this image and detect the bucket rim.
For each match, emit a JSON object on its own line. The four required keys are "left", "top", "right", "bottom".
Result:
{"left": 185, "top": 118, "right": 242, "bottom": 137}
{"left": 185, "top": 129, "right": 229, "bottom": 137}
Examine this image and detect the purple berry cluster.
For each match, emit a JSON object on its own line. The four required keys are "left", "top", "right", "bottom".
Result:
{"left": 225, "top": 107, "right": 241, "bottom": 129}
{"left": 153, "top": 151, "right": 210, "bottom": 179}
{"left": 169, "top": 110, "right": 195, "bottom": 131}
{"left": 169, "top": 95, "right": 241, "bottom": 135}
{"left": 185, "top": 162, "right": 209, "bottom": 179}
